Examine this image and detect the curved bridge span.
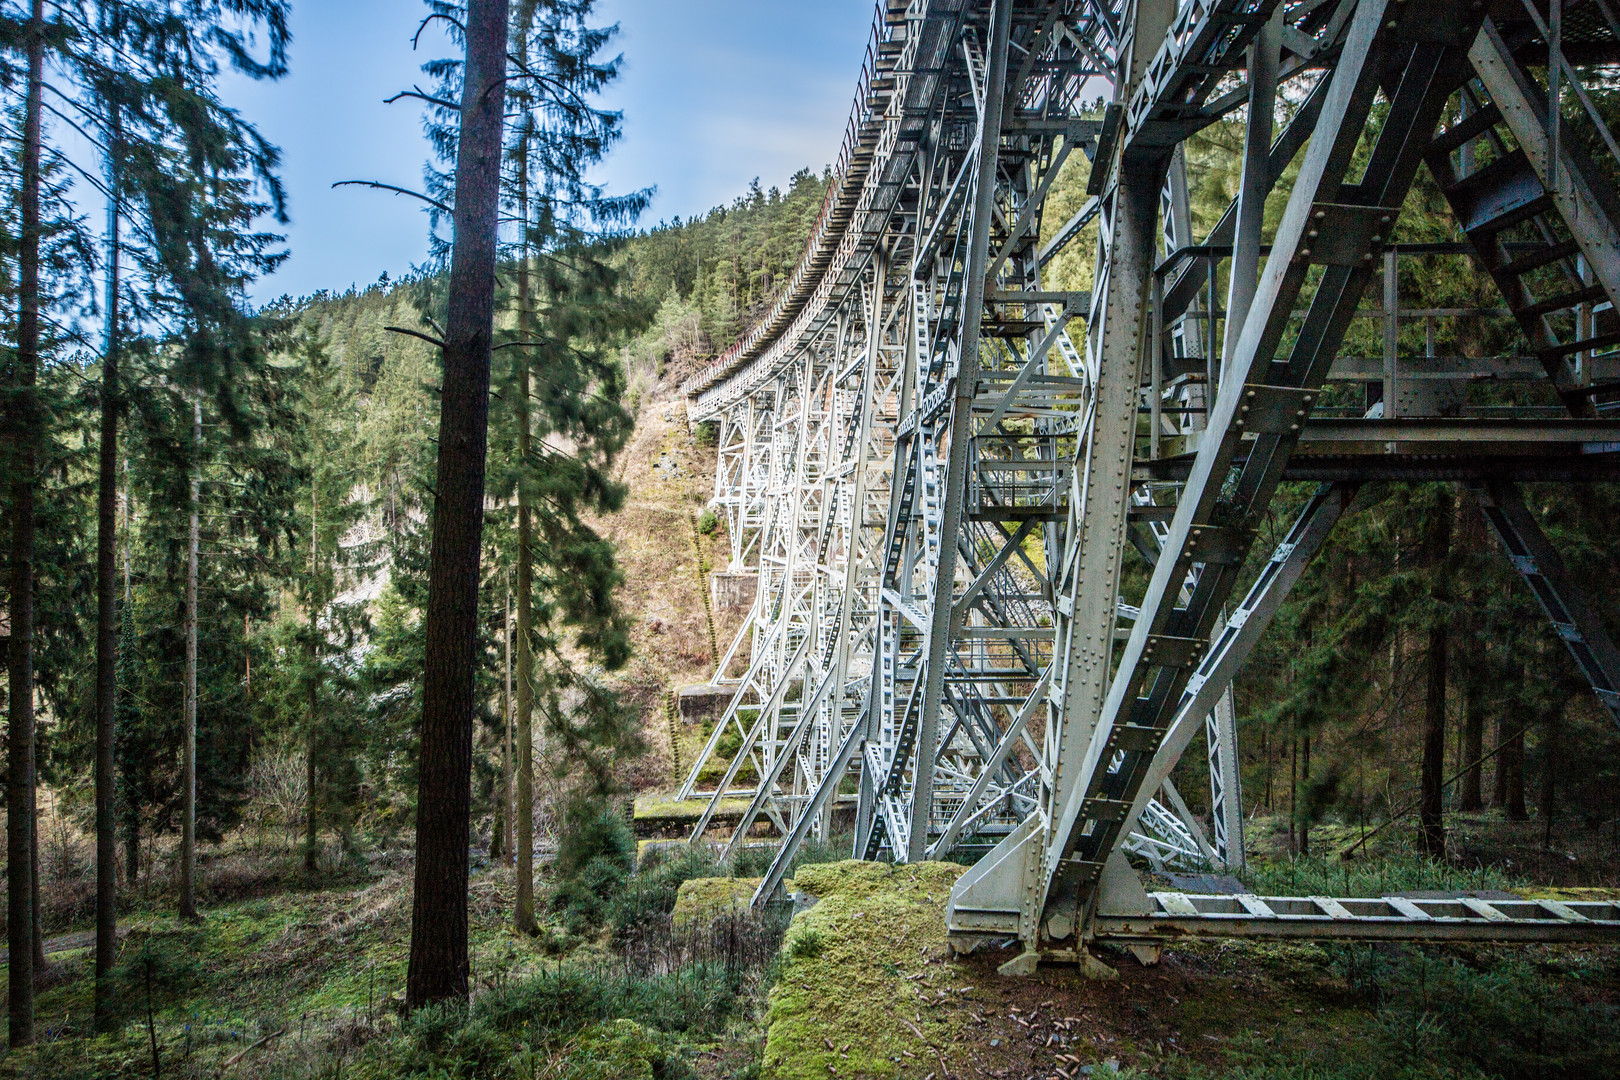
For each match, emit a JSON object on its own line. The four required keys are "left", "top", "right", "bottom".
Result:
{"left": 682, "top": 0, "right": 1620, "bottom": 961}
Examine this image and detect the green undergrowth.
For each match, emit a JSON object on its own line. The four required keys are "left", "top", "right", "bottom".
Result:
{"left": 1238, "top": 849, "right": 1521, "bottom": 898}
{"left": 2, "top": 851, "right": 786, "bottom": 1080}
{"left": 1114, "top": 940, "right": 1620, "bottom": 1080}
{"left": 764, "top": 860, "right": 968, "bottom": 1080}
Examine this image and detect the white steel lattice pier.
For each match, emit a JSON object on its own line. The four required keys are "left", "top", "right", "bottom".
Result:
{"left": 681, "top": 0, "right": 1620, "bottom": 959}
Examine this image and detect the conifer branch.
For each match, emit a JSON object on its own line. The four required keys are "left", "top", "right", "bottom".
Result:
{"left": 414, "top": 12, "right": 465, "bottom": 49}
{"left": 383, "top": 325, "right": 447, "bottom": 350}
{"left": 384, "top": 86, "right": 460, "bottom": 111}
{"left": 332, "top": 180, "right": 452, "bottom": 214}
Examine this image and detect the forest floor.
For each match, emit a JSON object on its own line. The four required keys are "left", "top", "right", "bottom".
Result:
{"left": 2, "top": 826, "right": 1617, "bottom": 1080}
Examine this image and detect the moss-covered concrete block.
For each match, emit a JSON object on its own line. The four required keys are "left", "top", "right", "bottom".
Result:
{"left": 764, "top": 860, "right": 968, "bottom": 1080}
{"left": 632, "top": 792, "right": 749, "bottom": 826}
{"left": 671, "top": 876, "right": 762, "bottom": 927}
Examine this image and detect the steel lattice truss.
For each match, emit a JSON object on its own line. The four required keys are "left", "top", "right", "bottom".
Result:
{"left": 681, "top": 0, "right": 1620, "bottom": 959}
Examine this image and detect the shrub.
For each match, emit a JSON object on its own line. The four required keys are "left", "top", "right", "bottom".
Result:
{"left": 555, "top": 803, "right": 636, "bottom": 879}
{"left": 396, "top": 1002, "right": 506, "bottom": 1078}
{"left": 555, "top": 855, "right": 629, "bottom": 935}
{"left": 551, "top": 802, "right": 637, "bottom": 933}
{"left": 786, "top": 927, "right": 824, "bottom": 961}
{"left": 697, "top": 508, "right": 719, "bottom": 534}
{"left": 475, "top": 962, "right": 750, "bottom": 1040}
{"left": 610, "top": 845, "right": 721, "bottom": 937}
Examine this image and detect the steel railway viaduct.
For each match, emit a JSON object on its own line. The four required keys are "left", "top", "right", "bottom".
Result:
{"left": 678, "top": 0, "right": 1620, "bottom": 970}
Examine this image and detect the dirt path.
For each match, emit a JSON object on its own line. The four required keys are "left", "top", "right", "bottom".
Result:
{"left": 0, "top": 928, "right": 126, "bottom": 965}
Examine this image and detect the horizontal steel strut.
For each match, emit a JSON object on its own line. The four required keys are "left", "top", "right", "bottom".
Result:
{"left": 681, "top": 0, "right": 1620, "bottom": 955}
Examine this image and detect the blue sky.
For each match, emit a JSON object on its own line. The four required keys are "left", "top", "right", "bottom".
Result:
{"left": 219, "top": 0, "right": 873, "bottom": 304}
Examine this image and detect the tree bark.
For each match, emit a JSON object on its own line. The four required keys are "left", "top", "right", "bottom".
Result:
{"left": 407, "top": 0, "right": 511, "bottom": 1009}
{"left": 180, "top": 392, "right": 200, "bottom": 919}
{"left": 1459, "top": 690, "right": 1484, "bottom": 812}
{"left": 1419, "top": 489, "right": 1453, "bottom": 858}
{"left": 1420, "top": 625, "right": 1448, "bottom": 856}
{"left": 7, "top": 0, "right": 44, "bottom": 1045}
{"left": 94, "top": 100, "right": 122, "bottom": 1034}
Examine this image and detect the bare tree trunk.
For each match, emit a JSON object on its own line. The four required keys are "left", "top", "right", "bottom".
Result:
{"left": 407, "top": 0, "right": 511, "bottom": 1010}
{"left": 30, "top": 829, "right": 44, "bottom": 979}
{"left": 94, "top": 102, "right": 123, "bottom": 1032}
{"left": 513, "top": 93, "right": 538, "bottom": 936}
{"left": 1420, "top": 625, "right": 1448, "bottom": 856}
{"left": 1501, "top": 716, "right": 1528, "bottom": 821}
{"left": 1419, "top": 490, "right": 1452, "bottom": 858}
{"left": 124, "top": 813, "right": 140, "bottom": 889}
{"left": 7, "top": 0, "right": 44, "bottom": 1045}
{"left": 1459, "top": 690, "right": 1484, "bottom": 812}
{"left": 1540, "top": 704, "right": 1559, "bottom": 848}
{"left": 494, "top": 581, "right": 513, "bottom": 864}
{"left": 304, "top": 488, "right": 320, "bottom": 873}
{"left": 304, "top": 690, "right": 319, "bottom": 871}
{"left": 1287, "top": 737, "right": 1297, "bottom": 854}
{"left": 1298, "top": 734, "right": 1310, "bottom": 856}
{"left": 180, "top": 392, "right": 200, "bottom": 919}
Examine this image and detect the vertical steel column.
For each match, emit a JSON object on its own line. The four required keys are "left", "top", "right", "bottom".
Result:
{"left": 909, "top": 0, "right": 1013, "bottom": 860}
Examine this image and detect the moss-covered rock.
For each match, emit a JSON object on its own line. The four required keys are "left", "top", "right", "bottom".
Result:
{"left": 632, "top": 792, "right": 749, "bottom": 826}
{"left": 764, "top": 860, "right": 968, "bottom": 1080}
{"left": 672, "top": 876, "right": 762, "bottom": 927}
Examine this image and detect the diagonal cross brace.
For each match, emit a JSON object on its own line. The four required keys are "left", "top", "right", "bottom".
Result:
{"left": 1470, "top": 480, "right": 1620, "bottom": 728}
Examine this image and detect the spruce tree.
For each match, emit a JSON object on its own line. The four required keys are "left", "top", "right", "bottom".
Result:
{"left": 6, "top": 0, "right": 47, "bottom": 1042}
{"left": 276, "top": 333, "right": 372, "bottom": 871}
{"left": 494, "top": 0, "right": 647, "bottom": 935}
{"left": 407, "top": 0, "right": 511, "bottom": 1008}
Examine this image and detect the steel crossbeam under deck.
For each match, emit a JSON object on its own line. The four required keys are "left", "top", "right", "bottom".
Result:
{"left": 1093, "top": 894, "right": 1620, "bottom": 945}
{"left": 683, "top": 0, "right": 1620, "bottom": 960}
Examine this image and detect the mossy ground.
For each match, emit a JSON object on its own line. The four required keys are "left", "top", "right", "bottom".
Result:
{"left": 0, "top": 851, "right": 652, "bottom": 1079}
{"left": 5, "top": 840, "right": 1618, "bottom": 1080}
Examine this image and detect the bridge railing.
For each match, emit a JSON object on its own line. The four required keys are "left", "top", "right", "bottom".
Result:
{"left": 680, "top": 1, "right": 896, "bottom": 400}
